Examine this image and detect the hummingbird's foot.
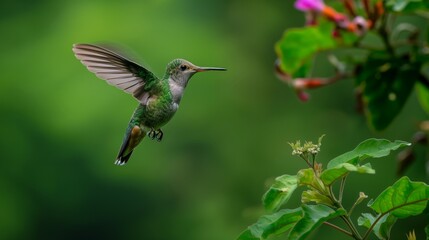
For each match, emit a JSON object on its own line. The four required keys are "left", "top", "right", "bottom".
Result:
{"left": 155, "top": 129, "right": 163, "bottom": 142}
{"left": 148, "top": 129, "right": 163, "bottom": 142}
{"left": 148, "top": 129, "right": 156, "bottom": 140}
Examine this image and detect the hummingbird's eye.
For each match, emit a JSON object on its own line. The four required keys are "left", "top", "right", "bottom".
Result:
{"left": 180, "top": 65, "right": 187, "bottom": 71}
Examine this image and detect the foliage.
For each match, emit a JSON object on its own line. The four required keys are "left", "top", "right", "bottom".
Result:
{"left": 275, "top": 0, "right": 429, "bottom": 131}
{"left": 2, "top": 1, "right": 428, "bottom": 240}
{"left": 237, "top": 137, "right": 429, "bottom": 240}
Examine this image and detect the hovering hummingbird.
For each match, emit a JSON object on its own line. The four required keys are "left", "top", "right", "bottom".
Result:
{"left": 72, "top": 43, "right": 226, "bottom": 165}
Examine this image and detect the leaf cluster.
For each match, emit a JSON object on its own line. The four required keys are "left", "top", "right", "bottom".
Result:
{"left": 237, "top": 138, "right": 429, "bottom": 240}
{"left": 276, "top": 0, "right": 429, "bottom": 130}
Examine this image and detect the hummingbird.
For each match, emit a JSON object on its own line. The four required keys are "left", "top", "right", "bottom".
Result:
{"left": 72, "top": 43, "right": 226, "bottom": 165}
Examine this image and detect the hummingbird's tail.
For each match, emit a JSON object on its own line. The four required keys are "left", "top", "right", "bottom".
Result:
{"left": 115, "top": 125, "right": 145, "bottom": 166}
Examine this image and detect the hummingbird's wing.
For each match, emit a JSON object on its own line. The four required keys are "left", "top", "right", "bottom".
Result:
{"left": 72, "top": 43, "right": 158, "bottom": 105}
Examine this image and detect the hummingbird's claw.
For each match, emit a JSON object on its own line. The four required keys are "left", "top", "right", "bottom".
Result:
{"left": 155, "top": 129, "right": 163, "bottom": 142}
{"left": 148, "top": 129, "right": 163, "bottom": 142}
{"left": 148, "top": 129, "right": 156, "bottom": 140}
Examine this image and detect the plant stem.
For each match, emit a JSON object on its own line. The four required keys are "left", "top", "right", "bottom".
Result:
{"left": 362, "top": 198, "right": 429, "bottom": 240}
{"left": 362, "top": 213, "right": 383, "bottom": 240}
{"left": 348, "top": 200, "right": 358, "bottom": 217}
{"left": 341, "top": 215, "right": 363, "bottom": 240}
{"left": 329, "top": 186, "right": 339, "bottom": 203}
{"left": 328, "top": 185, "right": 362, "bottom": 239}
{"left": 311, "top": 154, "right": 315, "bottom": 169}
{"left": 301, "top": 155, "right": 312, "bottom": 168}
{"left": 339, "top": 176, "right": 347, "bottom": 202}
{"left": 323, "top": 221, "right": 353, "bottom": 238}
{"left": 362, "top": 0, "right": 371, "bottom": 19}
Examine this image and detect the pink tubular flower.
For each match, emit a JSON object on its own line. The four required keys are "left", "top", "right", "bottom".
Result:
{"left": 296, "top": 90, "right": 310, "bottom": 102}
{"left": 293, "top": 78, "right": 325, "bottom": 89}
{"left": 294, "top": 0, "right": 325, "bottom": 12}
{"left": 292, "top": 78, "right": 326, "bottom": 102}
{"left": 291, "top": 78, "right": 339, "bottom": 102}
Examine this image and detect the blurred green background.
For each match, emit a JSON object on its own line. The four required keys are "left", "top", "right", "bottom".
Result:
{"left": 1, "top": 0, "right": 428, "bottom": 239}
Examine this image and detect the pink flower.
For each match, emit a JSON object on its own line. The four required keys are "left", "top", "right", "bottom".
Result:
{"left": 291, "top": 78, "right": 334, "bottom": 102}
{"left": 296, "top": 90, "right": 310, "bottom": 102}
{"left": 292, "top": 78, "right": 324, "bottom": 89}
{"left": 294, "top": 0, "right": 325, "bottom": 12}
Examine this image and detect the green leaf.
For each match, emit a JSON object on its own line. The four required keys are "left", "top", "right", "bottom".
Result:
{"left": 297, "top": 168, "right": 316, "bottom": 186}
{"left": 297, "top": 168, "right": 328, "bottom": 195}
{"left": 358, "top": 213, "right": 397, "bottom": 239}
{"left": 236, "top": 230, "right": 259, "bottom": 240}
{"left": 262, "top": 175, "right": 298, "bottom": 212}
{"left": 327, "top": 138, "right": 410, "bottom": 169}
{"left": 385, "top": 0, "right": 429, "bottom": 12}
{"left": 298, "top": 168, "right": 334, "bottom": 206}
{"left": 302, "top": 190, "right": 333, "bottom": 206}
{"left": 357, "top": 52, "right": 421, "bottom": 130}
{"left": 416, "top": 81, "right": 429, "bottom": 115}
{"left": 236, "top": 208, "right": 303, "bottom": 240}
{"left": 357, "top": 213, "right": 373, "bottom": 229}
{"left": 369, "top": 176, "right": 429, "bottom": 218}
{"left": 275, "top": 23, "right": 336, "bottom": 76}
{"left": 320, "top": 163, "right": 375, "bottom": 186}
{"left": 287, "top": 205, "right": 346, "bottom": 240}
{"left": 293, "top": 61, "right": 312, "bottom": 78}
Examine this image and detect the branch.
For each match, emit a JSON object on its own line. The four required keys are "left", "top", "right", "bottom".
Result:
{"left": 362, "top": 198, "right": 429, "bottom": 240}
{"left": 341, "top": 215, "right": 363, "bottom": 240}
{"left": 324, "top": 221, "right": 354, "bottom": 238}
{"left": 339, "top": 176, "right": 347, "bottom": 202}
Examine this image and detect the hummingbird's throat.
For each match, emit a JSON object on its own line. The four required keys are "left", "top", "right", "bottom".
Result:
{"left": 169, "top": 78, "right": 186, "bottom": 103}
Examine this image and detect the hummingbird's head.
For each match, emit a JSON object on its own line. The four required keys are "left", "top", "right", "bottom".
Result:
{"left": 166, "top": 59, "right": 226, "bottom": 87}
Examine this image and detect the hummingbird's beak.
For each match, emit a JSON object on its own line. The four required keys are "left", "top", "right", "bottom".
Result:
{"left": 195, "top": 66, "right": 227, "bottom": 72}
